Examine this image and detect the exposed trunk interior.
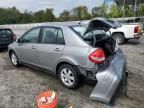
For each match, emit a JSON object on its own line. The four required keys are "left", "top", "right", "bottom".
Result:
{"left": 83, "top": 31, "right": 116, "bottom": 57}
{"left": 85, "top": 19, "right": 116, "bottom": 57}
{"left": 94, "top": 37, "right": 116, "bottom": 57}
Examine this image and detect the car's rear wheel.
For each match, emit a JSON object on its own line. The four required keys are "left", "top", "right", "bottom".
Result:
{"left": 58, "top": 64, "right": 80, "bottom": 89}
{"left": 10, "top": 51, "right": 20, "bottom": 67}
{"left": 112, "top": 33, "right": 125, "bottom": 45}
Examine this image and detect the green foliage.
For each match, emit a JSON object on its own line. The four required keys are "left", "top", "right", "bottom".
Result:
{"left": 0, "top": 7, "right": 21, "bottom": 24}
{"left": 0, "top": 4, "right": 137, "bottom": 24}
{"left": 92, "top": 3, "right": 107, "bottom": 17}
{"left": 33, "top": 10, "right": 45, "bottom": 23}
{"left": 0, "top": 7, "right": 55, "bottom": 24}
{"left": 124, "top": 5, "right": 133, "bottom": 17}
{"left": 59, "top": 10, "right": 70, "bottom": 21}
{"left": 140, "top": 4, "right": 144, "bottom": 16}
{"left": 70, "top": 6, "right": 91, "bottom": 20}
{"left": 21, "top": 10, "right": 33, "bottom": 23}
{"left": 43, "top": 9, "right": 55, "bottom": 22}
{"left": 107, "top": 4, "right": 122, "bottom": 18}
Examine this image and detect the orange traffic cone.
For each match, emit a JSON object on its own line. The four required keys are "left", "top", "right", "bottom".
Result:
{"left": 37, "top": 90, "right": 59, "bottom": 108}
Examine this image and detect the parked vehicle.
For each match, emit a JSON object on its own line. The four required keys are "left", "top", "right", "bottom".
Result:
{"left": 8, "top": 22, "right": 127, "bottom": 103}
{"left": 0, "top": 28, "right": 16, "bottom": 49}
{"left": 107, "top": 19, "right": 143, "bottom": 44}
{"left": 80, "top": 18, "right": 143, "bottom": 44}
{"left": 111, "top": 17, "right": 144, "bottom": 32}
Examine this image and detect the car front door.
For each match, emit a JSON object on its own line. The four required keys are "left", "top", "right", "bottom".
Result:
{"left": 18, "top": 27, "right": 41, "bottom": 65}
{"left": 37, "top": 27, "right": 65, "bottom": 72}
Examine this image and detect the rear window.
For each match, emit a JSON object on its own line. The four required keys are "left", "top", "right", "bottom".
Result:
{"left": 106, "top": 20, "right": 122, "bottom": 27}
{"left": 0, "top": 29, "right": 12, "bottom": 36}
{"left": 71, "top": 25, "right": 86, "bottom": 36}
{"left": 71, "top": 25, "right": 111, "bottom": 46}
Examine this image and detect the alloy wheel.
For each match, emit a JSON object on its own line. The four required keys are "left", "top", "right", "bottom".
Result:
{"left": 60, "top": 68, "right": 75, "bottom": 87}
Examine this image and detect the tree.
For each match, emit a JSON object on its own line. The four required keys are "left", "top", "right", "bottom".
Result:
{"left": 42, "top": 8, "right": 55, "bottom": 22}
{"left": 124, "top": 5, "right": 133, "bottom": 17}
{"left": 140, "top": 4, "right": 144, "bottom": 16}
{"left": 71, "top": 6, "right": 91, "bottom": 20}
{"left": 107, "top": 4, "right": 122, "bottom": 18}
{"left": 7, "top": 7, "right": 21, "bottom": 23}
{"left": 0, "top": 7, "right": 22, "bottom": 24}
{"left": 33, "top": 10, "right": 45, "bottom": 22}
{"left": 21, "top": 10, "right": 33, "bottom": 23}
{"left": 59, "top": 10, "right": 70, "bottom": 21}
{"left": 92, "top": 3, "right": 107, "bottom": 17}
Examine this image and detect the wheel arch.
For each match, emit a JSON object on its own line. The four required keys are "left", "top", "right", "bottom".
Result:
{"left": 8, "top": 49, "right": 21, "bottom": 63}
{"left": 55, "top": 58, "right": 79, "bottom": 75}
{"left": 8, "top": 49, "right": 14, "bottom": 57}
{"left": 112, "top": 32, "right": 125, "bottom": 37}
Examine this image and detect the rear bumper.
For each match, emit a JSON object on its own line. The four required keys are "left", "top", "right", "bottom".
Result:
{"left": 0, "top": 44, "right": 9, "bottom": 49}
{"left": 0, "top": 41, "right": 13, "bottom": 49}
{"left": 134, "top": 32, "right": 143, "bottom": 39}
{"left": 90, "top": 49, "right": 127, "bottom": 103}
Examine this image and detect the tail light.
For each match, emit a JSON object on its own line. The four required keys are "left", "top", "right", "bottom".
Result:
{"left": 88, "top": 48, "right": 105, "bottom": 64}
{"left": 12, "top": 33, "right": 16, "bottom": 40}
{"left": 134, "top": 26, "right": 139, "bottom": 33}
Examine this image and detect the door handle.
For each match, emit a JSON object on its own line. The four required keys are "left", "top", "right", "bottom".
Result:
{"left": 32, "top": 46, "right": 36, "bottom": 49}
{"left": 54, "top": 48, "right": 61, "bottom": 52}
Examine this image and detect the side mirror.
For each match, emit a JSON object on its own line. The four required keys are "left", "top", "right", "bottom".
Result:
{"left": 113, "top": 26, "right": 117, "bottom": 29}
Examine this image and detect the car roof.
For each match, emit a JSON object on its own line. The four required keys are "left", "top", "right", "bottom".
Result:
{"left": 0, "top": 28, "right": 12, "bottom": 30}
{"left": 38, "top": 21, "right": 80, "bottom": 28}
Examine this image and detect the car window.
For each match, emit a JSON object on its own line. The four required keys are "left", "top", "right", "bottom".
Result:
{"left": 42, "top": 27, "right": 65, "bottom": 45}
{"left": 0, "top": 29, "right": 12, "bottom": 36}
{"left": 22, "top": 27, "right": 40, "bottom": 43}
{"left": 72, "top": 26, "right": 86, "bottom": 36}
{"left": 57, "top": 29, "right": 65, "bottom": 44}
{"left": 106, "top": 20, "right": 122, "bottom": 27}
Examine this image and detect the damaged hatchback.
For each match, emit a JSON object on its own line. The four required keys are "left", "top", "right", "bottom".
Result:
{"left": 8, "top": 20, "right": 127, "bottom": 103}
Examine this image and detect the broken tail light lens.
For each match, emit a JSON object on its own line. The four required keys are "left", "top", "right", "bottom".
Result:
{"left": 89, "top": 48, "right": 105, "bottom": 64}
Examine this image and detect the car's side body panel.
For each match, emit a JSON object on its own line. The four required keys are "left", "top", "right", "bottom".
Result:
{"left": 36, "top": 44, "right": 65, "bottom": 72}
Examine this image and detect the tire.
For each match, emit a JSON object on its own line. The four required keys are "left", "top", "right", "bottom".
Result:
{"left": 112, "top": 33, "right": 125, "bottom": 45}
{"left": 10, "top": 51, "right": 20, "bottom": 67}
{"left": 125, "top": 39, "right": 129, "bottom": 42}
{"left": 58, "top": 64, "right": 80, "bottom": 89}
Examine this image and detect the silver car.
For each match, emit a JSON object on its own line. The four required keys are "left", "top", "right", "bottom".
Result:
{"left": 8, "top": 20, "right": 127, "bottom": 103}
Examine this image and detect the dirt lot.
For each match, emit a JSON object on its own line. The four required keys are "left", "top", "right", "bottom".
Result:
{"left": 0, "top": 38, "right": 144, "bottom": 108}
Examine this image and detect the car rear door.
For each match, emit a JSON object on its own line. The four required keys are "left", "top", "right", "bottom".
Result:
{"left": 17, "top": 27, "right": 41, "bottom": 65}
{"left": 37, "top": 27, "right": 65, "bottom": 72}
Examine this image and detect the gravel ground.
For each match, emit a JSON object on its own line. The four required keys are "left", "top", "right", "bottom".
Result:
{"left": 0, "top": 37, "right": 144, "bottom": 108}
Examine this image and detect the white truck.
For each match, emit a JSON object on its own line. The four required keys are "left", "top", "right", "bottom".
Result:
{"left": 81, "top": 18, "right": 143, "bottom": 44}
{"left": 107, "top": 20, "right": 143, "bottom": 44}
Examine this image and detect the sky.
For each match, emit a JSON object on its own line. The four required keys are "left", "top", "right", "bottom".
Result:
{"left": 0, "top": 0, "right": 104, "bottom": 16}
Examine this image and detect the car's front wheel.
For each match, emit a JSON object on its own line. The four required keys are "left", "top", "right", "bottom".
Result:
{"left": 10, "top": 51, "right": 20, "bottom": 67}
{"left": 58, "top": 64, "right": 80, "bottom": 89}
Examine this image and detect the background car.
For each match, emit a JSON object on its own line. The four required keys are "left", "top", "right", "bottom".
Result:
{"left": 0, "top": 28, "right": 16, "bottom": 49}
